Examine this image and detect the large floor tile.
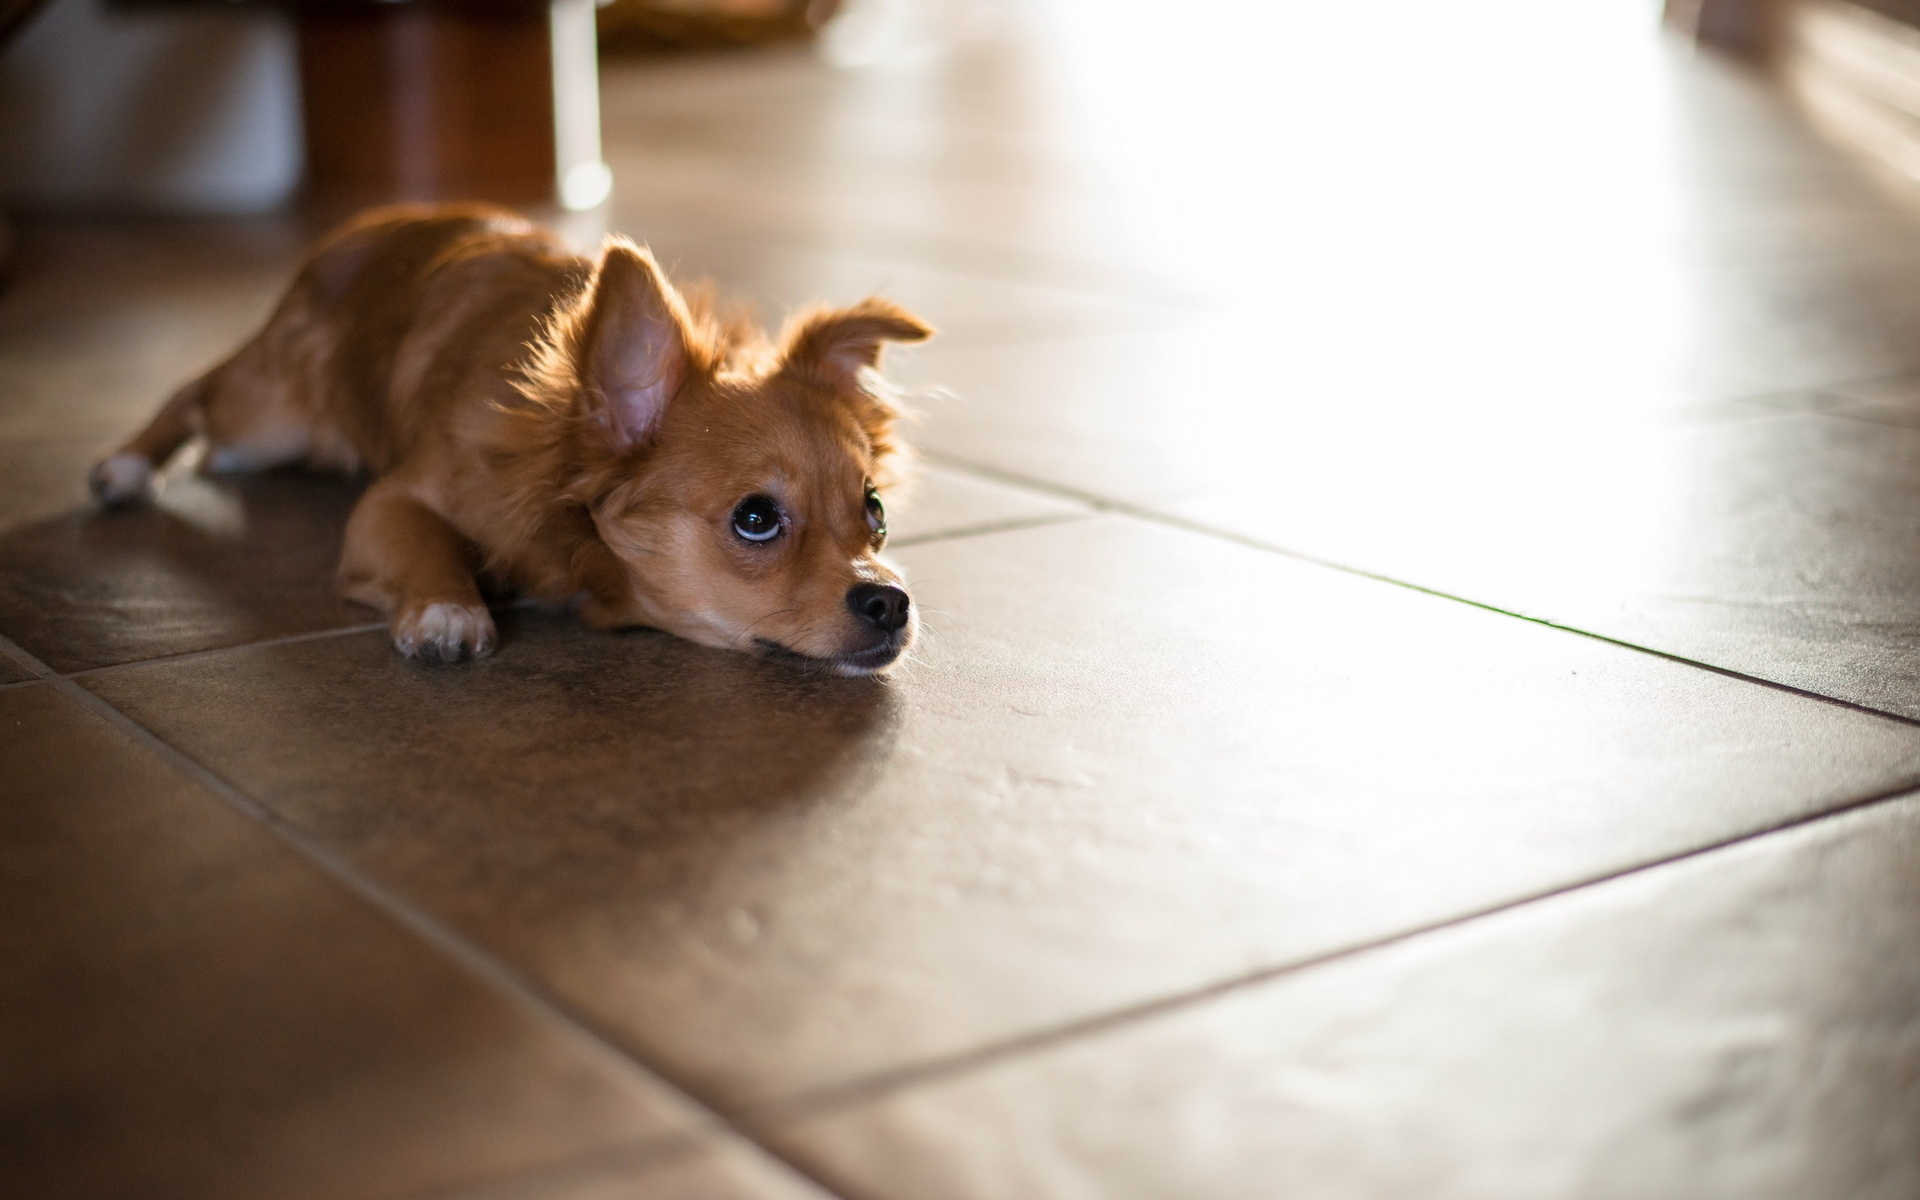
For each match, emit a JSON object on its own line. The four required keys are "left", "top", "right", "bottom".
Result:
{"left": 80, "top": 516, "right": 1920, "bottom": 1110}
{"left": 770, "top": 794, "right": 1920, "bottom": 1200}
{"left": 0, "top": 683, "right": 705, "bottom": 1200}
{"left": 898, "top": 320, "right": 1920, "bottom": 717}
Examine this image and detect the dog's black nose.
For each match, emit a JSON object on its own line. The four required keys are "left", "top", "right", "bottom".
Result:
{"left": 847, "top": 582, "right": 911, "bottom": 633}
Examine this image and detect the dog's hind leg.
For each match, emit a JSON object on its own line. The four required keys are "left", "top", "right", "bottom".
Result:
{"left": 338, "top": 479, "right": 496, "bottom": 663}
{"left": 88, "top": 372, "right": 210, "bottom": 505}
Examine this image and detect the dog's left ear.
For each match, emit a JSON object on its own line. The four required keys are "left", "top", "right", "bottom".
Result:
{"left": 779, "top": 299, "right": 933, "bottom": 391}
{"left": 580, "top": 238, "right": 692, "bottom": 451}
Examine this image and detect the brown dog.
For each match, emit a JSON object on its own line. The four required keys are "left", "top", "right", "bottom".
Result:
{"left": 90, "top": 204, "right": 932, "bottom": 672}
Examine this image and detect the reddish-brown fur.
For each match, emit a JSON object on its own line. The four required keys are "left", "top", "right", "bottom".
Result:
{"left": 90, "top": 204, "right": 933, "bottom": 670}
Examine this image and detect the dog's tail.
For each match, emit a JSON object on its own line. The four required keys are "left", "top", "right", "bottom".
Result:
{"left": 88, "top": 371, "right": 211, "bottom": 506}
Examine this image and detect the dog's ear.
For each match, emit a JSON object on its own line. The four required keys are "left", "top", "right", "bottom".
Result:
{"left": 779, "top": 299, "right": 932, "bottom": 391}
{"left": 580, "top": 239, "right": 690, "bottom": 450}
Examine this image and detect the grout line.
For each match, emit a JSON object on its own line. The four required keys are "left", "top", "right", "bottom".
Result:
{"left": 57, "top": 595, "right": 550, "bottom": 684}
{"left": 745, "top": 773, "right": 1920, "bottom": 1125}
{"left": 392, "top": 1136, "right": 705, "bottom": 1200}
{"left": 0, "top": 635, "right": 50, "bottom": 679}
{"left": 890, "top": 510, "right": 1094, "bottom": 549}
{"left": 1810, "top": 406, "right": 1920, "bottom": 435}
{"left": 1805, "top": 364, "right": 1920, "bottom": 400}
{"left": 916, "top": 450, "right": 1122, "bottom": 510}
{"left": 919, "top": 450, "right": 1920, "bottom": 731}
{"left": 0, "top": 633, "right": 854, "bottom": 1200}
{"left": 63, "top": 622, "right": 389, "bottom": 680}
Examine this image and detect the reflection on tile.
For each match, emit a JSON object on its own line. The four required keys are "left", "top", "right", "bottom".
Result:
{"left": 773, "top": 795, "right": 1920, "bottom": 1200}
{"left": 81, "top": 517, "right": 1920, "bottom": 1109}
{"left": 0, "top": 441, "right": 369, "bottom": 672}
{"left": 896, "top": 322, "right": 1920, "bottom": 718}
{"left": 893, "top": 321, "right": 1788, "bottom": 513}
{"left": 635, "top": 227, "right": 1190, "bottom": 352}
{"left": 601, "top": 3, "right": 1920, "bottom": 396}
{"left": 0, "top": 684, "right": 701, "bottom": 1200}
{"left": 1159, "top": 412, "right": 1920, "bottom": 720}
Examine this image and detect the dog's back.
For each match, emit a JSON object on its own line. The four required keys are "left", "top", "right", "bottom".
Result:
{"left": 91, "top": 204, "right": 583, "bottom": 500}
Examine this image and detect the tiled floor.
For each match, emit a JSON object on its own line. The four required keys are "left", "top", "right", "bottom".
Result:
{"left": 7, "top": 2, "right": 1920, "bottom": 1196}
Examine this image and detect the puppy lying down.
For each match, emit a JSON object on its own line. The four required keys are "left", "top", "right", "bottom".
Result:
{"left": 91, "top": 204, "right": 933, "bottom": 673}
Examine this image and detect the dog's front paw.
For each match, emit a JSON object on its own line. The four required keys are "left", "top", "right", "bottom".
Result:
{"left": 393, "top": 602, "right": 496, "bottom": 664}
{"left": 88, "top": 453, "right": 155, "bottom": 507}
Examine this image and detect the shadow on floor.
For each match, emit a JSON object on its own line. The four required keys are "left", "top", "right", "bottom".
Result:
{"left": 0, "top": 468, "right": 369, "bottom": 672}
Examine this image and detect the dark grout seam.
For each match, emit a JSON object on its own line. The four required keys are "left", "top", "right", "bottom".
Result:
{"left": 890, "top": 510, "right": 1094, "bottom": 549}
{"left": 0, "top": 633, "right": 854, "bottom": 1200}
{"left": 55, "top": 592, "right": 593, "bottom": 684}
{"left": 743, "top": 772, "right": 1920, "bottom": 1126}
{"left": 0, "top": 637, "right": 51, "bottom": 681}
{"left": 63, "top": 622, "right": 389, "bottom": 680}
{"left": 1808, "top": 405, "right": 1920, "bottom": 436}
{"left": 391, "top": 1135, "right": 709, "bottom": 1200}
{"left": 919, "top": 449, "right": 1920, "bottom": 731}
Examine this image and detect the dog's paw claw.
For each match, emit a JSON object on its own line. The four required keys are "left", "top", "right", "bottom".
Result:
{"left": 88, "top": 453, "right": 155, "bottom": 507}
{"left": 393, "top": 602, "right": 495, "bottom": 664}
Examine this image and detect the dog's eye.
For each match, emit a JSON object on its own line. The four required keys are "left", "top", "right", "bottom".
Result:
{"left": 731, "top": 496, "right": 783, "bottom": 543}
{"left": 865, "top": 487, "right": 887, "bottom": 539}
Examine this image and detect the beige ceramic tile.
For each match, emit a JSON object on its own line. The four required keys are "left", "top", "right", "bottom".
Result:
{"left": 79, "top": 516, "right": 1920, "bottom": 1112}
{"left": 0, "top": 683, "right": 707, "bottom": 1200}
{"left": 771, "top": 795, "right": 1920, "bottom": 1200}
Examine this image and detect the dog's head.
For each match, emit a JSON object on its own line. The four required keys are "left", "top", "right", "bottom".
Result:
{"left": 549, "top": 239, "right": 931, "bottom": 674}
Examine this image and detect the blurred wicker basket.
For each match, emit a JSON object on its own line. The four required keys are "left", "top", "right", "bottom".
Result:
{"left": 598, "top": 0, "right": 841, "bottom": 53}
